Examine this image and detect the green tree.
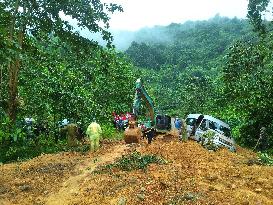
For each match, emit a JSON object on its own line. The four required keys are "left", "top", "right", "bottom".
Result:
{"left": 247, "top": 0, "right": 270, "bottom": 35}
{"left": 223, "top": 38, "right": 273, "bottom": 147}
{"left": 19, "top": 35, "right": 135, "bottom": 127}
{"left": 2, "top": 0, "right": 122, "bottom": 123}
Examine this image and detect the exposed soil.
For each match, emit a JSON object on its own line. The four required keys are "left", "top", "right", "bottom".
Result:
{"left": 0, "top": 135, "right": 272, "bottom": 205}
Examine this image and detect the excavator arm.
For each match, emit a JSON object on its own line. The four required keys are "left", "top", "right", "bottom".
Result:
{"left": 124, "top": 78, "right": 171, "bottom": 144}
{"left": 132, "top": 78, "right": 155, "bottom": 125}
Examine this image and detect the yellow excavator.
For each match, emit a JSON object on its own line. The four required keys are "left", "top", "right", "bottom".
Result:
{"left": 124, "top": 78, "right": 171, "bottom": 144}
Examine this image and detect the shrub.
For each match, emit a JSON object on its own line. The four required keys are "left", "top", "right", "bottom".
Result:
{"left": 258, "top": 152, "right": 273, "bottom": 166}
{"left": 94, "top": 151, "right": 167, "bottom": 173}
{"left": 101, "top": 123, "right": 123, "bottom": 140}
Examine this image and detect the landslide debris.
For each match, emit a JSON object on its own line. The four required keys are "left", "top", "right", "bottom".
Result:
{"left": 0, "top": 138, "right": 272, "bottom": 205}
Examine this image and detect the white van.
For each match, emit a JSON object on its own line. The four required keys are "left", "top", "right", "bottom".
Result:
{"left": 185, "top": 114, "right": 236, "bottom": 151}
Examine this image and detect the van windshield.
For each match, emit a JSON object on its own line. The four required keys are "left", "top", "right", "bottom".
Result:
{"left": 186, "top": 118, "right": 196, "bottom": 126}
{"left": 219, "top": 126, "right": 231, "bottom": 138}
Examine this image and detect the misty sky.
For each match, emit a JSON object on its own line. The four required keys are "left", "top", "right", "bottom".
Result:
{"left": 103, "top": 0, "right": 249, "bottom": 31}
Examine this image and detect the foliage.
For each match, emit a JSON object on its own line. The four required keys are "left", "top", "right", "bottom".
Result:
{"left": 0, "top": 115, "right": 26, "bottom": 142}
{"left": 3, "top": 0, "right": 123, "bottom": 46}
{"left": 94, "top": 151, "right": 166, "bottom": 173}
{"left": 0, "top": 0, "right": 137, "bottom": 163}
{"left": 1, "top": 0, "right": 124, "bottom": 124}
{"left": 125, "top": 14, "right": 273, "bottom": 150}
{"left": 247, "top": 0, "right": 270, "bottom": 35}
{"left": 200, "top": 130, "right": 218, "bottom": 151}
{"left": 258, "top": 152, "right": 273, "bottom": 166}
{"left": 126, "top": 16, "right": 252, "bottom": 71}
{"left": 19, "top": 35, "right": 135, "bottom": 126}
{"left": 2, "top": 1, "right": 273, "bottom": 164}
{"left": 126, "top": 16, "right": 254, "bottom": 118}
{"left": 101, "top": 123, "right": 123, "bottom": 140}
{"left": 223, "top": 36, "right": 273, "bottom": 147}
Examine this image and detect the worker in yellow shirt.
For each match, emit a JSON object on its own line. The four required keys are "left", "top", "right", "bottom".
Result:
{"left": 86, "top": 119, "right": 102, "bottom": 152}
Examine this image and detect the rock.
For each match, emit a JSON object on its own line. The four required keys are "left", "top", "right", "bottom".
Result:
{"left": 255, "top": 188, "right": 262, "bottom": 193}
{"left": 140, "top": 187, "right": 146, "bottom": 192}
{"left": 208, "top": 186, "right": 216, "bottom": 191}
{"left": 231, "top": 184, "right": 236, "bottom": 189}
{"left": 118, "top": 196, "right": 127, "bottom": 205}
{"left": 0, "top": 186, "right": 7, "bottom": 194}
{"left": 160, "top": 181, "right": 169, "bottom": 189}
{"left": 18, "top": 184, "right": 31, "bottom": 191}
{"left": 137, "top": 193, "right": 145, "bottom": 201}
{"left": 206, "top": 174, "right": 218, "bottom": 181}
{"left": 256, "top": 178, "right": 267, "bottom": 185}
{"left": 241, "top": 200, "right": 250, "bottom": 205}
{"left": 129, "top": 178, "right": 137, "bottom": 184}
{"left": 246, "top": 159, "right": 262, "bottom": 166}
{"left": 183, "top": 193, "right": 195, "bottom": 200}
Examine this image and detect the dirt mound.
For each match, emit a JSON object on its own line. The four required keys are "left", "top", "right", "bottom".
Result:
{"left": 0, "top": 138, "right": 272, "bottom": 205}
{"left": 124, "top": 127, "right": 142, "bottom": 144}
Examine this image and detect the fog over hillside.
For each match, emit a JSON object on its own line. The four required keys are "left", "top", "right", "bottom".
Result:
{"left": 85, "top": 23, "right": 196, "bottom": 50}
{"left": 82, "top": 15, "right": 247, "bottom": 51}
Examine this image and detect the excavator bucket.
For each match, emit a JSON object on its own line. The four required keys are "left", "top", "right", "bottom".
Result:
{"left": 124, "top": 120, "right": 142, "bottom": 144}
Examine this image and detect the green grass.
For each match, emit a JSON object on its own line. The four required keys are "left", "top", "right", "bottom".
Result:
{"left": 94, "top": 151, "right": 167, "bottom": 173}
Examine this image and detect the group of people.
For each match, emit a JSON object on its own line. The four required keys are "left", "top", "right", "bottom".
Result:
{"left": 22, "top": 118, "right": 49, "bottom": 141}
{"left": 22, "top": 114, "right": 188, "bottom": 152}
{"left": 20, "top": 117, "right": 102, "bottom": 152}
{"left": 112, "top": 112, "right": 132, "bottom": 131}
{"left": 59, "top": 118, "right": 103, "bottom": 152}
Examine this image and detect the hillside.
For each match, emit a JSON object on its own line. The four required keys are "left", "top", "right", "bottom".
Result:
{"left": 115, "top": 17, "right": 256, "bottom": 119}
{"left": 1, "top": 137, "right": 272, "bottom": 205}
{"left": 124, "top": 16, "right": 252, "bottom": 70}
{"left": 117, "top": 16, "right": 273, "bottom": 152}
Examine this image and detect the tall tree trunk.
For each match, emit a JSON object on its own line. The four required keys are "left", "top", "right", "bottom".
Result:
{"left": 8, "top": 59, "right": 20, "bottom": 123}
{"left": 7, "top": 0, "right": 22, "bottom": 123}
{"left": 0, "top": 64, "right": 3, "bottom": 98}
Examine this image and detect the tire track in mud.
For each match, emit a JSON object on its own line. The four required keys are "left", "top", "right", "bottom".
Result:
{"left": 45, "top": 144, "right": 129, "bottom": 205}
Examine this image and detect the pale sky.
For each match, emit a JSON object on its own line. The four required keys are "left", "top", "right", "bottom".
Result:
{"left": 103, "top": 0, "right": 249, "bottom": 31}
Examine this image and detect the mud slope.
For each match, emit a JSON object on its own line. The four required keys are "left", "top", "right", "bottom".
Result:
{"left": 0, "top": 138, "right": 272, "bottom": 205}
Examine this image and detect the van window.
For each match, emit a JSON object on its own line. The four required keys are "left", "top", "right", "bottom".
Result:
{"left": 199, "top": 120, "right": 207, "bottom": 131}
{"left": 219, "top": 126, "right": 231, "bottom": 138}
{"left": 186, "top": 118, "right": 196, "bottom": 126}
{"left": 209, "top": 120, "right": 217, "bottom": 130}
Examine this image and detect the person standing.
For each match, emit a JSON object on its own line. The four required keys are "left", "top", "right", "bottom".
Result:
{"left": 181, "top": 120, "right": 188, "bottom": 141}
{"left": 144, "top": 127, "right": 156, "bottom": 144}
{"left": 66, "top": 123, "right": 79, "bottom": 147}
{"left": 86, "top": 119, "right": 102, "bottom": 152}
{"left": 174, "top": 117, "right": 182, "bottom": 139}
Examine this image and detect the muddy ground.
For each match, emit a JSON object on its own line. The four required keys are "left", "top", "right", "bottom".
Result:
{"left": 0, "top": 135, "right": 272, "bottom": 205}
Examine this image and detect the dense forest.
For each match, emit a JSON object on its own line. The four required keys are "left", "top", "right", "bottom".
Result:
{"left": 123, "top": 15, "right": 273, "bottom": 149}
{"left": 0, "top": 0, "right": 272, "bottom": 163}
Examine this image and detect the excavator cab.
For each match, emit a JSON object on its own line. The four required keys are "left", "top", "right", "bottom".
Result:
{"left": 155, "top": 114, "right": 172, "bottom": 133}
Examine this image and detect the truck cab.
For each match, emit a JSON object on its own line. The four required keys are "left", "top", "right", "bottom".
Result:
{"left": 155, "top": 114, "right": 172, "bottom": 133}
